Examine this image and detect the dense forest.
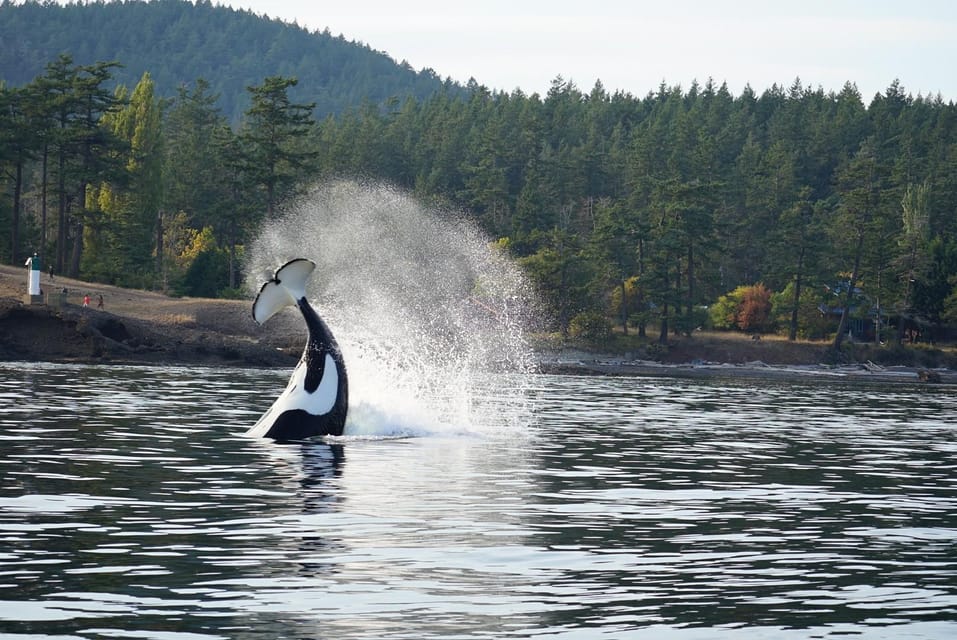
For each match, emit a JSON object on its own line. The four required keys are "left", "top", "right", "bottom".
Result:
{"left": 2, "top": 4, "right": 957, "bottom": 350}
{"left": 0, "top": 0, "right": 458, "bottom": 121}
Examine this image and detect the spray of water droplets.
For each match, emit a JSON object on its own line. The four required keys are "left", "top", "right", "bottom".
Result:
{"left": 245, "top": 180, "right": 540, "bottom": 437}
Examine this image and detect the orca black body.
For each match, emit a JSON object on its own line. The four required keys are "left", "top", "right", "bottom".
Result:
{"left": 246, "top": 259, "right": 348, "bottom": 441}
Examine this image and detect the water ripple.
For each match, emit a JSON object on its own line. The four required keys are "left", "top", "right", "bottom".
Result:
{"left": 0, "top": 365, "right": 955, "bottom": 638}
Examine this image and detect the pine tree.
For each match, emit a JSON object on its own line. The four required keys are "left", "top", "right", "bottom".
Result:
{"left": 831, "top": 138, "right": 884, "bottom": 350}
{"left": 0, "top": 84, "right": 34, "bottom": 263}
{"left": 238, "top": 76, "right": 317, "bottom": 219}
{"left": 896, "top": 181, "right": 931, "bottom": 341}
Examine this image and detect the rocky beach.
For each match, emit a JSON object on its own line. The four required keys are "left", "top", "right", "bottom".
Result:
{"left": 0, "top": 263, "right": 299, "bottom": 368}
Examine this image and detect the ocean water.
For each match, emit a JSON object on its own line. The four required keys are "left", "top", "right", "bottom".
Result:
{"left": 0, "top": 363, "right": 955, "bottom": 639}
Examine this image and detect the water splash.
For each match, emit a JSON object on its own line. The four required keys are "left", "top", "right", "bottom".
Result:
{"left": 245, "top": 180, "right": 540, "bottom": 437}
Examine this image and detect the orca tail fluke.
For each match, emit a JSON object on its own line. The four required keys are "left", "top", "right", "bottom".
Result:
{"left": 252, "top": 258, "right": 316, "bottom": 325}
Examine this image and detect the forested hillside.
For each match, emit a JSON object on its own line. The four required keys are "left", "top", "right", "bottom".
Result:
{"left": 2, "top": 7, "right": 957, "bottom": 351}
{"left": 331, "top": 78, "right": 957, "bottom": 349}
{"left": 0, "top": 0, "right": 456, "bottom": 121}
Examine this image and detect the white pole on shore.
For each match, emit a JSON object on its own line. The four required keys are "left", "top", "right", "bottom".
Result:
{"left": 25, "top": 253, "right": 41, "bottom": 296}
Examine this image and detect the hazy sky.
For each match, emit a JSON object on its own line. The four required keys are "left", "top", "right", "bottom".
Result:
{"left": 229, "top": 0, "right": 957, "bottom": 101}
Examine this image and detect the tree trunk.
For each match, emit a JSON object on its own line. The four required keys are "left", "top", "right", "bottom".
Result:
{"left": 895, "top": 252, "right": 917, "bottom": 345}
{"left": 788, "top": 245, "right": 805, "bottom": 341}
{"left": 673, "top": 256, "right": 682, "bottom": 336}
{"left": 658, "top": 258, "right": 671, "bottom": 344}
{"left": 11, "top": 159, "right": 22, "bottom": 263}
{"left": 56, "top": 153, "right": 66, "bottom": 274}
{"left": 874, "top": 265, "right": 882, "bottom": 345}
{"left": 685, "top": 240, "right": 695, "bottom": 335}
{"left": 637, "top": 238, "right": 646, "bottom": 338}
{"left": 658, "top": 304, "right": 669, "bottom": 344}
{"left": 155, "top": 210, "right": 164, "bottom": 290}
{"left": 70, "top": 221, "right": 83, "bottom": 278}
{"left": 41, "top": 146, "right": 48, "bottom": 256}
{"left": 228, "top": 218, "right": 238, "bottom": 289}
{"left": 619, "top": 279, "right": 628, "bottom": 336}
{"left": 68, "top": 184, "right": 85, "bottom": 278}
{"left": 832, "top": 229, "right": 865, "bottom": 351}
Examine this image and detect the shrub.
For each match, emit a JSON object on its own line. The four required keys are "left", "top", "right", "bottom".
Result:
{"left": 178, "top": 247, "right": 228, "bottom": 298}
{"left": 708, "top": 292, "right": 740, "bottom": 330}
{"left": 568, "top": 310, "right": 613, "bottom": 342}
{"left": 709, "top": 283, "right": 773, "bottom": 332}
{"left": 736, "top": 284, "right": 772, "bottom": 332}
{"left": 771, "top": 282, "right": 831, "bottom": 340}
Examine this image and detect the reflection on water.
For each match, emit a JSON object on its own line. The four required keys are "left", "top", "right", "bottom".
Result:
{"left": 0, "top": 363, "right": 955, "bottom": 639}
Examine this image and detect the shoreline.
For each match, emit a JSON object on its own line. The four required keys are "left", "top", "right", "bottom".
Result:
{"left": 537, "top": 357, "right": 957, "bottom": 386}
{"left": 1, "top": 297, "right": 951, "bottom": 387}
{"left": 1, "top": 264, "right": 954, "bottom": 385}
{"left": 0, "top": 297, "right": 299, "bottom": 368}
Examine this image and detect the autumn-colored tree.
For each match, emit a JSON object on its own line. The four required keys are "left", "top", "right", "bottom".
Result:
{"left": 736, "top": 283, "right": 773, "bottom": 332}
{"left": 710, "top": 283, "right": 773, "bottom": 332}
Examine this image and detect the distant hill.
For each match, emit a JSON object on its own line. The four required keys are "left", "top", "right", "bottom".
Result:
{"left": 0, "top": 0, "right": 463, "bottom": 121}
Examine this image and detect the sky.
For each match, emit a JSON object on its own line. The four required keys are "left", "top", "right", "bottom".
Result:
{"left": 228, "top": 0, "right": 957, "bottom": 101}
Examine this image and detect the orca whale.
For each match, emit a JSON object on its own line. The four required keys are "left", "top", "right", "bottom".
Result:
{"left": 246, "top": 258, "right": 348, "bottom": 441}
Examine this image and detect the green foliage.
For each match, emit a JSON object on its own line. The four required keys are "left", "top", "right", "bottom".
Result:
{"left": 568, "top": 310, "right": 613, "bottom": 343}
{"left": 85, "top": 72, "right": 163, "bottom": 286}
{"left": 0, "top": 0, "right": 458, "bottom": 122}
{"left": 608, "top": 276, "right": 640, "bottom": 325}
{"left": 516, "top": 230, "right": 597, "bottom": 334}
{"left": 710, "top": 284, "right": 774, "bottom": 332}
{"left": 178, "top": 246, "right": 229, "bottom": 298}
{"left": 26, "top": 54, "right": 126, "bottom": 277}
{"left": 238, "top": 76, "right": 317, "bottom": 216}
{"left": 896, "top": 181, "right": 932, "bottom": 321}
{"left": 3, "top": 3, "right": 957, "bottom": 338}
{"left": 914, "top": 236, "right": 957, "bottom": 324}
{"left": 708, "top": 293, "right": 740, "bottom": 330}
{"left": 771, "top": 282, "right": 831, "bottom": 340}
{"left": 943, "top": 275, "right": 957, "bottom": 325}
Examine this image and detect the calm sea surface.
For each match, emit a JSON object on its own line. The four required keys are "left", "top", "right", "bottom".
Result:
{"left": 0, "top": 363, "right": 955, "bottom": 639}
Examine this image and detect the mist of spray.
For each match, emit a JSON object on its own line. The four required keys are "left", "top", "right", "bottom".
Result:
{"left": 245, "top": 180, "right": 540, "bottom": 437}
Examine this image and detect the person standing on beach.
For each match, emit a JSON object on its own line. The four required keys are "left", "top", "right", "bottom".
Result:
{"left": 97, "top": 294, "right": 103, "bottom": 309}
{"left": 83, "top": 294, "right": 90, "bottom": 307}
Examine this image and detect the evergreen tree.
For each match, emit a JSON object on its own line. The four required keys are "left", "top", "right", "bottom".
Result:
{"left": 69, "top": 60, "right": 125, "bottom": 277}
{"left": 0, "top": 84, "right": 34, "bottom": 262}
{"left": 162, "top": 78, "right": 238, "bottom": 289}
{"left": 896, "top": 181, "right": 931, "bottom": 340}
{"left": 86, "top": 72, "right": 162, "bottom": 285}
{"left": 6, "top": 48, "right": 957, "bottom": 340}
{"left": 238, "top": 75, "right": 317, "bottom": 219}
{"left": 588, "top": 199, "right": 643, "bottom": 334}
{"left": 831, "top": 138, "right": 884, "bottom": 350}
{"left": 31, "top": 55, "right": 123, "bottom": 276}
{"left": 773, "top": 189, "right": 826, "bottom": 341}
